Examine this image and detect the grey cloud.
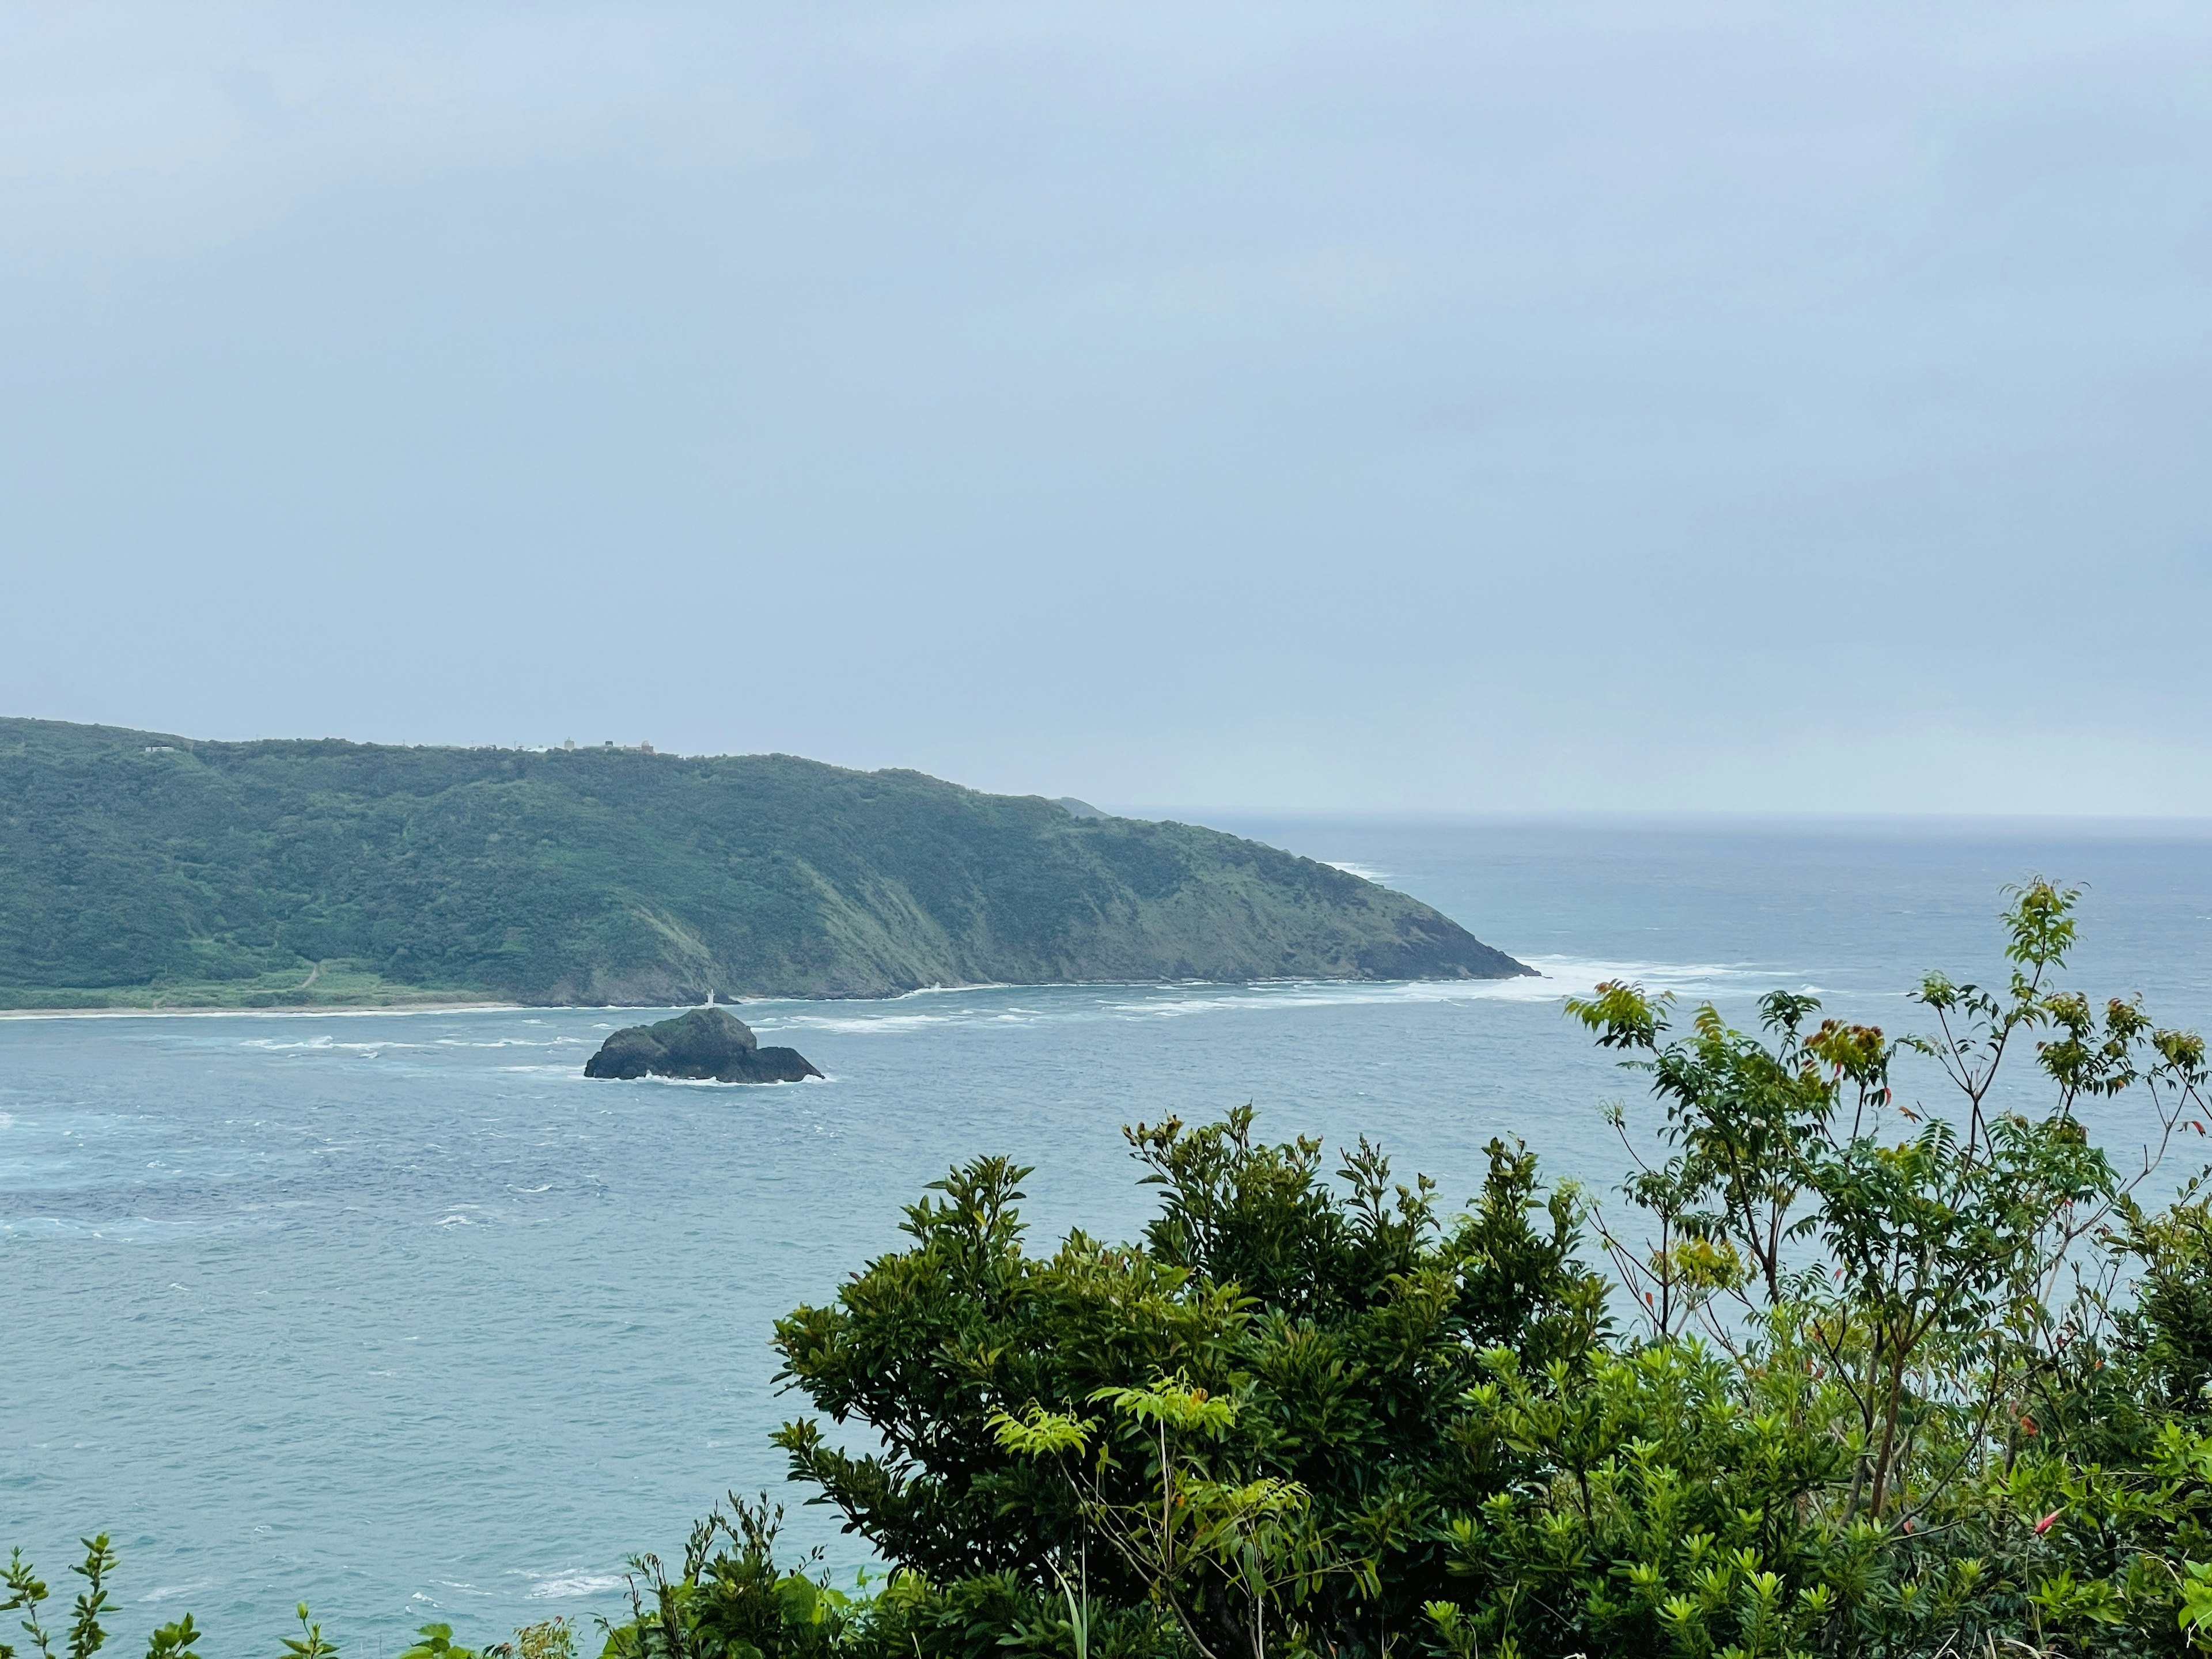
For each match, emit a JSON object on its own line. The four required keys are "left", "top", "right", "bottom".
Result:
{"left": 2, "top": 2, "right": 2208, "bottom": 813}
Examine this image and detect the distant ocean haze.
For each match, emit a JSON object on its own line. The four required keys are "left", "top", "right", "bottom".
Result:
{"left": 5, "top": 818, "right": 2211, "bottom": 1650}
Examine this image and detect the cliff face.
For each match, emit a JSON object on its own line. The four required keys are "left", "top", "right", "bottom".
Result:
{"left": 0, "top": 717, "right": 1533, "bottom": 1008}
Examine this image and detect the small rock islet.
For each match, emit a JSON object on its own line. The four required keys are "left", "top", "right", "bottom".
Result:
{"left": 583, "top": 1005, "right": 821, "bottom": 1084}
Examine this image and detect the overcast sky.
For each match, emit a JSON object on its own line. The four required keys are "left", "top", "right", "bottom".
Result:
{"left": 5, "top": 3, "right": 2209, "bottom": 814}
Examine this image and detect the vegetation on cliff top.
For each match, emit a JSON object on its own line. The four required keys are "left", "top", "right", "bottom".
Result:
{"left": 0, "top": 717, "right": 1527, "bottom": 1009}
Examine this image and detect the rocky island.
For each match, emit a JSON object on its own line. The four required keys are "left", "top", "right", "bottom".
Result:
{"left": 584, "top": 1006, "right": 821, "bottom": 1083}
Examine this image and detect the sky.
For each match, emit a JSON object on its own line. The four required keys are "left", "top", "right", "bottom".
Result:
{"left": 4, "top": 3, "right": 2210, "bottom": 816}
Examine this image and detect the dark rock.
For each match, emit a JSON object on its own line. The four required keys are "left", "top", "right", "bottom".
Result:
{"left": 583, "top": 1005, "right": 822, "bottom": 1084}
{"left": 743, "top": 1046, "right": 824, "bottom": 1083}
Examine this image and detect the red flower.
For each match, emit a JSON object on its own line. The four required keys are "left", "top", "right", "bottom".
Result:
{"left": 2036, "top": 1510, "right": 2062, "bottom": 1536}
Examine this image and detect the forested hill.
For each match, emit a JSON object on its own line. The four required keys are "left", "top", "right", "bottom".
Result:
{"left": 0, "top": 718, "right": 1531, "bottom": 1009}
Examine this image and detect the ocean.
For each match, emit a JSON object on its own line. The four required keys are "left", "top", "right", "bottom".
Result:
{"left": 6, "top": 817, "right": 2212, "bottom": 1657}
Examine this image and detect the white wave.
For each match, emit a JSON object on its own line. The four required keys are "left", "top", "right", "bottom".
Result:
{"left": 529, "top": 1573, "right": 627, "bottom": 1600}
{"left": 1517, "top": 955, "right": 1791, "bottom": 996}
{"left": 1101, "top": 980, "right": 1563, "bottom": 1020}
{"left": 1324, "top": 861, "right": 1392, "bottom": 882}
{"left": 772, "top": 1008, "right": 1039, "bottom": 1035}
{"left": 762, "top": 959, "right": 1793, "bottom": 1034}
{"left": 140, "top": 1581, "right": 214, "bottom": 1605}
{"left": 175, "top": 960, "right": 1812, "bottom": 1062}
{"left": 1, "top": 1215, "right": 178, "bottom": 1238}
{"left": 631, "top": 1073, "right": 821, "bottom": 1086}
{"left": 240, "top": 1036, "right": 427, "bottom": 1053}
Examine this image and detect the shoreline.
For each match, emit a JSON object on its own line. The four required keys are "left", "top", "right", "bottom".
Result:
{"left": 0, "top": 966, "right": 1560, "bottom": 1023}
{"left": 0, "top": 999, "right": 528, "bottom": 1021}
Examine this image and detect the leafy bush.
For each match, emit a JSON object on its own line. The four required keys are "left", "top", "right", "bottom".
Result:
{"left": 734, "top": 881, "right": 2212, "bottom": 1659}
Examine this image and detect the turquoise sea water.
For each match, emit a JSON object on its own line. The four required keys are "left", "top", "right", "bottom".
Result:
{"left": 7, "top": 818, "right": 2212, "bottom": 1657}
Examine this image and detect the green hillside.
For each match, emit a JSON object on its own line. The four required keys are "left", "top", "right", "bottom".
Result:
{"left": 0, "top": 717, "right": 1530, "bottom": 1009}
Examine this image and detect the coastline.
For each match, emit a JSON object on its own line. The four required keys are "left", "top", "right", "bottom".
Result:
{"left": 0, "top": 999, "right": 527, "bottom": 1021}
{"left": 0, "top": 965, "right": 1552, "bottom": 1022}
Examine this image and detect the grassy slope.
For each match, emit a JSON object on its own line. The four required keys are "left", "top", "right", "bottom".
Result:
{"left": 0, "top": 717, "right": 1529, "bottom": 1007}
